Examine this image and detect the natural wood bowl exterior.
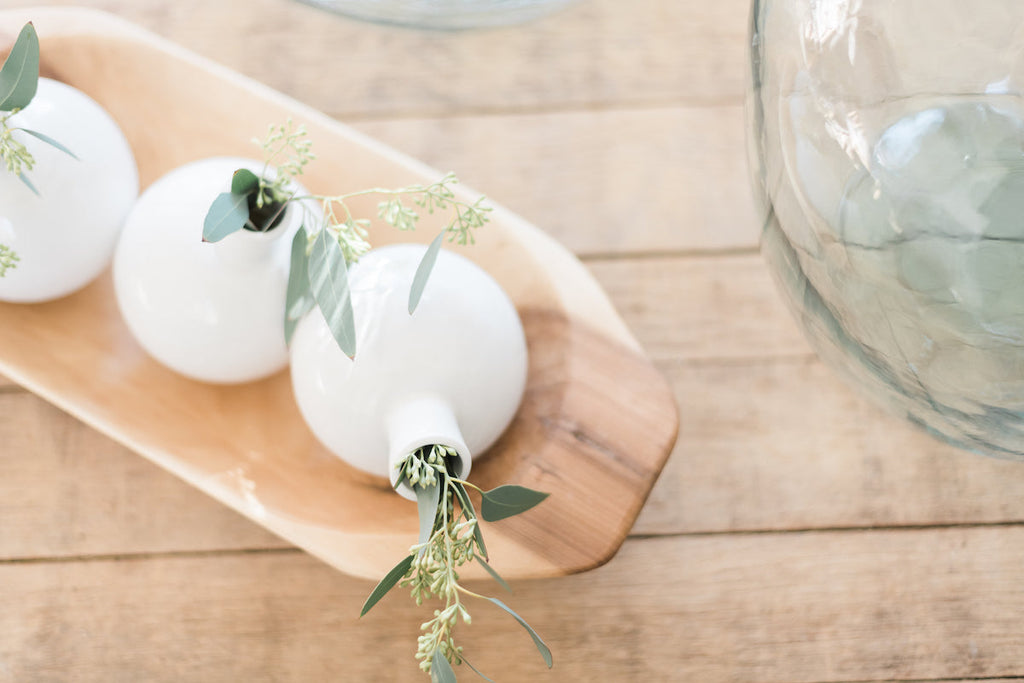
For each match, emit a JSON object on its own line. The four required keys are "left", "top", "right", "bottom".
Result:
{"left": 0, "top": 7, "right": 678, "bottom": 579}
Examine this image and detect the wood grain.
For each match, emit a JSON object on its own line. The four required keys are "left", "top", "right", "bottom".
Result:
{"left": 636, "top": 355, "right": 1024, "bottom": 535}
{"left": 0, "top": 392, "right": 287, "bottom": 560}
{"left": 0, "top": 0, "right": 750, "bottom": 118}
{"left": 3, "top": 528, "right": 1024, "bottom": 683}
{"left": 588, "top": 254, "right": 808, "bottom": 362}
{"left": 353, "top": 105, "right": 759, "bottom": 256}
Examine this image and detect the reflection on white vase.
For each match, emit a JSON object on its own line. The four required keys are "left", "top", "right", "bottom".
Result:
{"left": 289, "top": 244, "right": 528, "bottom": 500}
{"left": 0, "top": 78, "right": 138, "bottom": 303}
{"left": 113, "top": 156, "right": 319, "bottom": 384}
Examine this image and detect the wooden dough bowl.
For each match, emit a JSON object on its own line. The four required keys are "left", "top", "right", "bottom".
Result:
{"left": 0, "top": 7, "right": 679, "bottom": 580}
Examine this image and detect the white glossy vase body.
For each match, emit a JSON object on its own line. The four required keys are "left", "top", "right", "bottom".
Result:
{"left": 114, "top": 157, "right": 315, "bottom": 384}
{"left": 0, "top": 78, "right": 138, "bottom": 302}
{"left": 290, "top": 245, "right": 528, "bottom": 499}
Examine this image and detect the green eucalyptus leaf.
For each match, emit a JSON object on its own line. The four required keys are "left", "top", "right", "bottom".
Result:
{"left": 453, "top": 481, "right": 487, "bottom": 561}
{"left": 415, "top": 480, "right": 440, "bottom": 550}
{"left": 462, "top": 658, "right": 494, "bottom": 682}
{"left": 480, "top": 485, "right": 550, "bottom": 523}
{"left": 17, "top": 171, "right": 38, "bottom": 195}
{"left": 203, "top": 192, "right": 249, "bottom": 243}
{"left": 231, "top": 168, "right": 260, "bottom": 195}
{"left": 284, "top": 227, "right": 314, "bottom": 345}
{"left": 488, "top": 598, "right": 553, "bottom": 668}
{"left": 408, "top": 229, "right": 445, "bottom": 314}
{"left": 431, "top": 649, "right": 458, "bottom": 683}
{"left": 472, "top": 521, "right": 488, "bottom": 561}
{"left": 0, "top": 23, "right": 39, "bottom": 112}
{"left": 18, "top": 128, "right": 77, "bottom": 159}
{"left": 309, "top": 227, "right": 357, "bottom": 358}
{"left": 452, "top": 481, "right": 475, "bottom": 521}
{"left": 477, "top": 558, "right": 511, "bottom": 593}
{"left": 359, "top": 554, "right": 414, "bottom": 617}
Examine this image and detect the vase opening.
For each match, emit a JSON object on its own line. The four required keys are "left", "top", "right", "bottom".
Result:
{"left": 386, "top": 395, "right": 472, "bottom": 501}
{"left": 244, "top": 192, "right": 290, "bottom": 233}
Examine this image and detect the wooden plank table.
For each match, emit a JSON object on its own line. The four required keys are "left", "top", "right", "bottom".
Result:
{"left": 3, "top": 1, "right": 1024, "bottom": 681}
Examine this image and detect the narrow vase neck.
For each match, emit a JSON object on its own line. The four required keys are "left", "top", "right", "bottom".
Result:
{"left": 387, "top": 395, "right": 472, "bottom": 501}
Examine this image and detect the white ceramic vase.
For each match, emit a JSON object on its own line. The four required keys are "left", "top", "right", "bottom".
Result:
{"left": 113, "top": 156, "right": 318, "bottom": 384}
{"left": 0, "top": 78, "right": 138, "bottom": 303}
{"left": 289, "top": 244, "right": 528, "bottom": 500}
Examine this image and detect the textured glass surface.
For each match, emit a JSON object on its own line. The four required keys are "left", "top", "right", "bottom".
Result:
{"left": 296, "top": 0, "right": 578, "bottom": 29}
{"left": 748, "top": 0, "right": 1024, "bottom": 457}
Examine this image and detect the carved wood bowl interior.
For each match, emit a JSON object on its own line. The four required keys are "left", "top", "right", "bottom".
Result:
{"left": 0, "top": 7, "right": 679, "bottom": 580}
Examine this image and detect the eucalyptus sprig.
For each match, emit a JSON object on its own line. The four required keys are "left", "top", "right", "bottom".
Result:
{"left": 253, "top": 119, "right": 315, "bottom": 210}
{"left": 0, "top": 244, "right": 19, "bottom": 277}
{"left": 202, "top": 123, "right": 544, "bottom": 681}
{"left": 0, "top": 21, "right": 78, "bottom": 276}
{"left": 203, "top": 120, "right": 314, "bottom": 242}
{"left": 361, "top": 445, "right": 552, "bottom": 681}
{"left": 0, "top": 23, "right": 78, "bottom": 194}
{"left": 203, "top": 123, "right": 493, "bottom": 356}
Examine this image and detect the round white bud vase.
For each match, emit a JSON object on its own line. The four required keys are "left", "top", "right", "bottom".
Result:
{"left": 289, "top": 244, "right": 528, "bottom": 500}
{"left": 0, "top": 77, "right": 138, "bottom": 303}
{"left": 113, "top": 156, "right": 320, "bottom": 384}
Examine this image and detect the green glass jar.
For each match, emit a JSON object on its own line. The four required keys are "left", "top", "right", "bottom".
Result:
{"left": 748, "top": 0, "right": 1024, "bottom": 457}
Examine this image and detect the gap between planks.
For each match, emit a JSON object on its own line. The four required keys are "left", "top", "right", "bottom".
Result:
{"left": 330, "top": 95, "right": 747, "bottom": 125}
{"left": 0, "top": 546, "right": 301, "bottom": 566}
{"left": 7, "top": 520, "right": 1024, "bottom": 567}
{"left": 805, "top": 678, "right": 1024, "bottom": 683}
{"left": 579, "top": 246, "right": 761, "bottom": 262}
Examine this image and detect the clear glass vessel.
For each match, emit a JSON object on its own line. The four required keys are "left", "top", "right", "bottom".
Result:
{"left": 296, "top": 0, "right": 579, "bottom": 29}
{"left": 748, "top": 0, "right": 1024, "bottom": 457}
